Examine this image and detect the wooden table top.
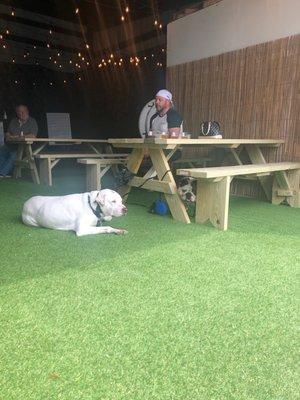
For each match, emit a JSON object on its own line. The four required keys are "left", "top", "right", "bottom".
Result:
{"left": 108, "top": 138, "right": 284, "bottom": 147}
{"left": 7, "top": 137, "right": 107, "bottom": 144}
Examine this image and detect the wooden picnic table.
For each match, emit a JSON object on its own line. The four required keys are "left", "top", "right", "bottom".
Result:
{"left": 108, "top": 137, "right": 284, "bottom": 224}
{"left": 7, "top": 137, "right": 108, "bottom": 184}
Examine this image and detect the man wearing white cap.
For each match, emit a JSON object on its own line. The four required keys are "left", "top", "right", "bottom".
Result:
{"left": 149, "top": 89, "right": 183, "bottom": 138}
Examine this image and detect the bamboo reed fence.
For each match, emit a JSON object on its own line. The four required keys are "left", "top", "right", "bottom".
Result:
{"left": 167, "top": 34, "right": 300, "bottom": 198}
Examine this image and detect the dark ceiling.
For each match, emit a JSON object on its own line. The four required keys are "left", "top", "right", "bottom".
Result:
{"left": 1, "top": 0, "right": 201, "bottom": 31}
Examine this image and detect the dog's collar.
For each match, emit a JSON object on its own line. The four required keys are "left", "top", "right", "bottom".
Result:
{"left": 88, "top": 194, "right": 104, "bottom": 224}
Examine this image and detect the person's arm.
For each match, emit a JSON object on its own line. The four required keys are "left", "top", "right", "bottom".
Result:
{"left": 167, "top": 109, "right": 183, "bottom": 138}
{"left": 5, "top": 120, "right": 18, "bottom": 140}
{"left": 24, "top": 119, "right": 38, "bottom": 138}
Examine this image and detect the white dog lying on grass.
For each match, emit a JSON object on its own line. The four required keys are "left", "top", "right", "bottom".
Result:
{"left": 22, "top": 189, "right": 128, "bottom": 236}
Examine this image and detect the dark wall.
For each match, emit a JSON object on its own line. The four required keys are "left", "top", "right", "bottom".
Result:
{"left": 0, "top": 62, "right": 165, "bottom": 139}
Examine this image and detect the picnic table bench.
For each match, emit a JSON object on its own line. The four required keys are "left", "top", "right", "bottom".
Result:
{"left": 108, "top": 138, "right": 285, "bottom": 224}
{"left": 34, "top": 153, "right": 127, "bottom": 186}
{"left": 77, "top": 156, "right": 129, "bottom": 191}
{"left": 177, "top": 162, "right": 300, "bottom": 230}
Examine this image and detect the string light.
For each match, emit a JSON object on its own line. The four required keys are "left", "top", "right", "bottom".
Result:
{"left": 47, "top": 43, "right": 50, "bottom": 48}
{"left": 154, "top": 20, "right": 158, "bottom": 26}
{"left": 49, "top": 82, "right": 53, "bottom": 86}
{"left": 110, "top": 54, "right": 114, "bottom": 59}
{"left": 6, "top": 30, "right": 9, "bottom": 35}
{"left": 11, "top": 10, "right": 15, "bottom": 16}
{"left": 85, "top": 44, "right": 89, "bottom": 49}
{"left": 2, "top": 44, "right": 6, "bottom": 49}
{"left": 49, "top": 30, "right": 52, "bottom": 35}
{"left": 14, "top": 80, "right": 18, "bottom": 84}
{"left": 75, "top": 8, "right": 79, "bottom": 14}
{"left": 78, "top": 52, "right": 81, "bottom": 57}
{"left": 57, "top": 52, "right": 60, "bottom": 56}
{"left": 159, "top": 24, "right": 163, "bottom": 29}
{"left": 69, "top": 60, "right": 72, "bottom": 64}
{"left": 0, "top": 35, "right": 3, "bottom": 39}
{"left": 121, "top": 15, "right": 125, "bottom": 21}
{"left": 63, "top": 80, "right": 67, "bottom": 83}
{"left": 12, "top": 59, "right": 15, "bottom": 63}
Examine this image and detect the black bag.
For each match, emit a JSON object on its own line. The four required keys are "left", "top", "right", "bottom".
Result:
{"left": 200, "top": 121, "right": 222, "bottom": 138}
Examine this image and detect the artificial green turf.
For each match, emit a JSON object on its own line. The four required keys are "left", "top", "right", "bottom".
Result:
{"left": 0, "top": 176, "right": 299, "bottom": 400}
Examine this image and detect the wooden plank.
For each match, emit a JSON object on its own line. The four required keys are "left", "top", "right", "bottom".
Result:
{"left": 177, "top": 162, "right": 300, "bottom": 179}
{"left": 119, "top": 148, "right": 145, "bottom": 199}
{"left": 196, "top": 176, "right": 231, "bottom": 231}
{"left": 272, "top": 169, "right": 300, "bottom": 207}
{"left": 39, "top": 158, "right": 52, "bottom": 186}
{"left": 274, "top": 170, "right": 291, "bottom": 189}
{"left": 149, "top": 148, "right": 190, "bottom": 223}
{"left": 287, "top": 170, "right": 300, "bottom": 207}
{"left": 35, "top": 153, "right": 112, "bottom": 159}
{"left": 77, "top": 158, "right": 127, "bottom": 165}
{"left": 230, "top": 148, "right": 243, "bottom": 165}
{"left": 245, "top": 146, "right": 275, "bottom": 198}
{"left": 108, "top": 138, "right": 284, "bottom": 145}
{"left": 275, "top": 189, "right": 294, "bottom": 197}
{"left": 7, "top": 138, "right": 107, "bottom": 144}
{"left": 143, "top": 146, "right": 179, "bottom": 179}
{"left": 86, "top": 164, "right": 101, "bottom": 191}
{"left": 129, "top": 177, "right": 176, "bottom": 194}
{"left": 13, "top": 143, "right": 24, "bottom": 179}
{"left": 126, "top": 148, "right": 145, "bottom": 173}
{"left": 25, "top": 145, "right": 40, "bottom": 184}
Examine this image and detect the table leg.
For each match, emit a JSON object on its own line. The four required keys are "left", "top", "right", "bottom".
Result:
{"left": 149, "top": 148, "right": 190, "bottom": 224}
{"left": 119, "top": 148, "right": 145, "bottom": 199}
{"left": 25, "top": 144, "right": 40, "bottom": 184}
{"left": 13, "top": 143, "right": 24, "bottom": 179}
{"left": 39, "top": 158, "right": 52, "bottom": 186}
{"left": 244, "top": 145, "right": 272, "bottom": 200}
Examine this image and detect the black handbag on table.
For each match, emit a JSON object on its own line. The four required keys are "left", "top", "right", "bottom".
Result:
{"left": 200, "top": 121, "right": 222, "bottom": 138}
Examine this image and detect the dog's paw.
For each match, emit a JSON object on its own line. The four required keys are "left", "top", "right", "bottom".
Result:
{"left": 115, "top": 229, "right": 128, "bottom": 235}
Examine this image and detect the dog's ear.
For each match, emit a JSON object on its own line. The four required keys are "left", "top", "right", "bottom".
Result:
{"left": 179, "top": 178, "right": 189, "bottom": 187}
{"left": 95, "top": 191, "right": 105, "bottom": 206}
{"left": 90, "top": 190, "right": 105, "bottom": 206}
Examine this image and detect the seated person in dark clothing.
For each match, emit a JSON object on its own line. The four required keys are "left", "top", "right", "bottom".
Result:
{"left": 0, "top": 104, "right": 38, "bottom": 177}
{"left": 150, "top": 89, "right": 183, "bottom": 138}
